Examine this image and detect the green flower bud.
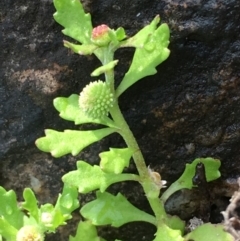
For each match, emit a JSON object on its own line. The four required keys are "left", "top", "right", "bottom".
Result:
{"left": 91, "top": 24, "right": 111, "bottom": 47}
{"left": 16, "top": 226, "right": 44, "bottom": 241}
{"left": 79, "top": 80, "right": 114, "bottom": 118}
{"left": 41, "top": 212, "right": 53, "bottom": 227}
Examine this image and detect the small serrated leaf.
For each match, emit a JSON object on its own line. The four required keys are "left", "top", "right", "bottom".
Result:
{"left": 36, "top": 128, "right": 116, "bottom": 158}
{"left": 62, "top": 161, "right": 139, "bottom": 193}
{"left": 22, "top": 188, "right": 39, "bottom": 222}
{"left": 115, "top": 27, "right": 127, "bottom": 41}
{"left": 69, "top": 221, "right": 106, "bottom": 241}
{"left": 0, "top": 218, "right": 18, "bottom": 241}
{"left": 53, "top": 0, "right": 92, "bottom": 44}
{"left": 184, "top": 223, "right": 234, "bottom": 241}
{"left": 153, "top": 223, "right": 184, "bottom": 241}
{"left": 63, "top": 41, "right": 98, "bottom": 55}
{"left": 161, "top": 158, "right": 221, "bottom": 203}
{"left": 0, "top": 187, "right": 24, "bottom": 229}
{"left": 44, "top": 185, "right": 79, "bottom": 232}
{"left": 91, "top": 60, "right": 119, "bottom": 77}
{"left": 80, "top": 191, "right": 155, "bottom": 227}
{"left": 99, "top": 148, "right": 133, "bottom": 174}
{"left": 165, "top": 215, "right": 185, "bottom": 235}
{"left": 54, "top": 184, "right": 80, "bottom": 218}
{"left": 53, "top": 94, "right": 118, "bottom": 128}
{"left": 116, "top": 16, "right": 170, "bottom": 96}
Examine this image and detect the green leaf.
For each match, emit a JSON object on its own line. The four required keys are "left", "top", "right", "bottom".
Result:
{"left": 165, "top": 215, "right": 185, "bottom": 235}
{"left": 63, "top": 41, "right": 98, "bottom": 55}
{"left": 53, "top": 0, "right": 92, "bottom": 44}
{"left": 53, "top": 94, "right": 118, "bottom": 128}
{"left": 80, "top": 191, "right": 156, "bottom": 227}
{"left": 153, "top": 223, "right": 184, "bottom": 241}
{"left": 62, "top": 161, "right": 139, "bottom": 193}
{"left": 69, "top": 221, "right": 106, "bottom": 241}
{"left": 36, "top": 128, "right": 116, "bottom": 158}
{"left": 184, "top": 223, "right": 234, "bottom": 241}
{"left": 115, "top": 27, "right": 127, "bottom": 41}
{"left": 54, "top": 184, "right": 79, "bottom": 219}
{"left": 22, "top": 188, "right": 39, "bottom": 222}
{"left": 99, "top": 147, "right": 133, "bottom": 174}
{"left": 0, "top": 218, "right": 18, "bottom": 241}
{"left": 116, "top": 16, "right": 170, "bottom": 96}
{"left": 35, "top": 186, "right": 79, "bottom": 232}
{"left": 0, "top": 187, "right": 24, "bottom": 229}
{"left": 91, "top": 60, "right": 119, "bottom": 77}
{"left": 161, "top": 158, "right": 221, "bottom": 203}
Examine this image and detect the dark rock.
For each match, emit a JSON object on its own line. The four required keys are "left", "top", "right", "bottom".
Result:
{"left": 1, "top": 0, "right": 240, "bottom": 240}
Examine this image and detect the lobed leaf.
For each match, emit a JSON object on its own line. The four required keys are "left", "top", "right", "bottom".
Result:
{"left": 161, "top": 158, "right": 221, "bottom": 203}
{"left": 184, "top": 223, "right": 234, "bottom": 241}
{"left": 80, "top": 191, "right": 156, "bottom": 227}
{"left": 36, "top": 128, "right": 116, "bottom": 158}
{"left": 54, "top": 184, "right": 80, "bottom": 220}
{"left": 0, "top": 187, "right": 24, "bottom": 230}
{"left": 62, "top": 161, "right": 139, "bottom": 193}
{"left": 69, "top": 221, "right": 106, "bottom": 241}
{"left": 22, "top": 188, "right": 40, "bottom": 223}
{"left": 116, "top": 16, "right": 170, "bottom": 96}
{"left": 99, "top": 147, "right": 133, "bottom": 174}
{"left": 53, "top": 94, "right": 118, "bottom": 128}
{"left": 91, "top": 60, "right": 119, "bottom": 77}
{"left": 165, "top": 215, "right": 185, "bottom": 235}
{"left": 63, "top": 41, "right": 98, "bottom": 55}
{"left": 21, "top": 185, "right": 79, "bottom": 233}
{"left": 53, "top": 0, "right": 92, "bottom": 44}
{"left": 115, "top": 27, "right": 127, "bottom": 41}
{"left": 0, "top": 218, "right": 18, "bottom": 241}
{"left": 153, "top": 223, "right": 184, "bottom": 241}
{"left": 39, "top": 184, "right": 79, "bottom": 231}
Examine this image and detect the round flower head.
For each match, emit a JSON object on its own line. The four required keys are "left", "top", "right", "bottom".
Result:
{"left": 91, "top": 24, "right": 111, "bottom": 47}
{"left": 79, "top": 80, "right": 114, "bottom": 119}
{"left": 16, "top": 226, "right": 44, "bottom": 241}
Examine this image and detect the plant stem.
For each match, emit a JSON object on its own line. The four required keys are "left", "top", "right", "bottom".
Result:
{"left": 104, "top": 48, "right": 167, "bottom": 225}
{"left": 110, "top": 101, "right": 168, "bottom": 224}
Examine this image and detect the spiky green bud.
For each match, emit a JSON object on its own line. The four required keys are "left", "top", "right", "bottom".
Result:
{"left": 79, "top": 80, "right": 114, "bottom": 118}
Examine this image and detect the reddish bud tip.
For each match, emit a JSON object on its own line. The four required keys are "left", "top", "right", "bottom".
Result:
{"left": 91, "top": 24, "right": 111, "bottom": 46}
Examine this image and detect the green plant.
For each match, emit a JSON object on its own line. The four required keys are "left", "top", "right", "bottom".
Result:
{"left": 0, "top": 184, "right": 79, "bottom": 241}
{"left": 0, "top": 0, "right": 235, "bottom": 240}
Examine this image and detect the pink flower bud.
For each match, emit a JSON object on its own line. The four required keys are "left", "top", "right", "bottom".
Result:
{"left": 91, "top": 24, "right": 111, "bottom": 47}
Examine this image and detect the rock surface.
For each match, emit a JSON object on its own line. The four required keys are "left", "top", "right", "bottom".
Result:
{"left": 1, "top": 0, "right": 240, "bottom": 240}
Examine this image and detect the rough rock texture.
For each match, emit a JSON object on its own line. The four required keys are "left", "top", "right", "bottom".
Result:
{"left": 1, "top": 0, "right": 240, "bottom": 240}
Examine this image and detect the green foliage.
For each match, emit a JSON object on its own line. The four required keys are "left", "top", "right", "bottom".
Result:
{"left": 153, "top": 223, "right": 184, "bottom": 241}
{"left": 91, "top": 60, "right": 119, "bottom": 77}
{"left": 161, "top": 157, "right": 221, "bottom": 203}
{"left": 99, "top": 147, "right": 133, "bottom": 174}
{"left": 62, "top": 161, "right": 139, "bottom": 193}
{"left": 0, "top": 0, "right": 233, "bottom": 241}
{"left": 35, "top": 128, "right": 115, "bottom": 157}
{"left": 0, "top": 187, "right": 24, "bottom": 230}
{"left": 116, "top": 16, "right": 170, "bottom": 96}
{"left": 0, "top": 185, "right": 79, "bottom": 240}
{"left": 69, "top": 221, "right": 106, "bottom": 241}
{"left": 80, "top": 191, "right": 156, "bottom": 227}
{"left": 63, "top": 41, "right": 98, "bottom": 55}
{"left": 184, "top": 223, "right": 234, "bottom": 241}
{"left": 53, "top": 0, "right": 92, "bottom": 44}
{"left": 53, "top": 94, "right": 117, "bottom": 128}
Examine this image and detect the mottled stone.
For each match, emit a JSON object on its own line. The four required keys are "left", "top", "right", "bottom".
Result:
{"left": 1, "top": 0, "right": 240, "bottom": 240}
